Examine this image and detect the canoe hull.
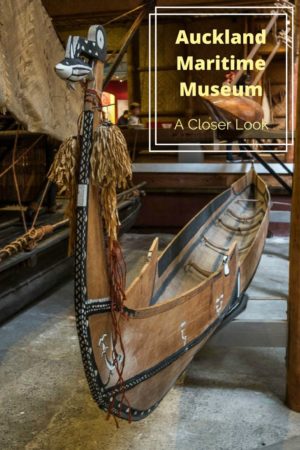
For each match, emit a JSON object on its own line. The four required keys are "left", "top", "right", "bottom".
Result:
{"left": 78, "top": 170, "right": 270, "bottom": 421}
{"left": 87, "top": 244, "right": 238, "bottom": 419}
{"left": 202, "top": 95, "right": 264, "bottom": 141}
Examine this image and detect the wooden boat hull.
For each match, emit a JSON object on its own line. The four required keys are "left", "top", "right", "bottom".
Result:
{"left": 77, "top": 169, "right": 270, "bottom": 421}
{"left": 87, "top": 254, "right": 239, "bottom": 418}
{"left": 202, "top": 95, "right": 264, "bottom": 141}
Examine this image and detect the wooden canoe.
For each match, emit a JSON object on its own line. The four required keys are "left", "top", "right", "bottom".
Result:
{"left": 204, "top": 95, "right": 264, "bottom": 124}
{"left": 55, "top": 24, "right": 270, "bottom": 422}
{"left": 202, "top": 95, "right": 264, "bottom": 140}
{"left": 79, "top": 168, "right": 270, "bottom": 421}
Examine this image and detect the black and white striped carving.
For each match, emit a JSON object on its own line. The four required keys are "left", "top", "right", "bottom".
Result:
{"left": 55, "top": 26, "right": 107, "bottom": 82}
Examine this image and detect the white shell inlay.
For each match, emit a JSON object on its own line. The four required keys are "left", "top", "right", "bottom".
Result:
{"left": 77, "top": 184, "right": 88, "bottom": 207}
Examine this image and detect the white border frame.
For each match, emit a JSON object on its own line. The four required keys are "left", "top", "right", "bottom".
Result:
{"left": 148, "top": 5, "right": 294, "bottom": 153}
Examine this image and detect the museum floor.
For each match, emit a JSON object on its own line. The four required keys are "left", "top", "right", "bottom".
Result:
{"left": 1, "top": 234, "right": 299, "bottom": 450}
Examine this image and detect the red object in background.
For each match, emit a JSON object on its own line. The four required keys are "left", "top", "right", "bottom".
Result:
{"left": 101, "top": 92, "right": 112, "bottom": 106}
{"left": 105, "top": 80, "right": 128, "bottom": 122}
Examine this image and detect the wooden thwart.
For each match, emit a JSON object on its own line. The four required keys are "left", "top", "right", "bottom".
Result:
{"left": 227, "top": 208, "right": 264, "bottom": 222}
{"left": 185, "top": 261, "right": 211, "bottom": 278}
{"left": 218, "top": 218, "right": 261, "bottom": 233}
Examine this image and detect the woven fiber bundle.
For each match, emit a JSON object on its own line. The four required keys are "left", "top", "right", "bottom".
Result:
{"left": 91, "top": 124, "right": 132, "bottom": 243}
{"left": 48, "top": 124, "right": 132, "bottom": 251}
{"left": 48, "top": 136, "right": 78, "bottom": 195}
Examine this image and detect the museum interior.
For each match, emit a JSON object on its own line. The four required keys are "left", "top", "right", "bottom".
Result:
{"left": 0, "top": 0, "right": 300, "bottom": 449}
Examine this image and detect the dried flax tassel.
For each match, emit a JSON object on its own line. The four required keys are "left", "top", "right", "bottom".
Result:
{"left": 48, "top": 136, "right": 79, "bottom": 254}
{"left": 90, "top": 124, "right": 132, "bottom": 245}
{"left": 48, "top": 124, "right": 132, "bottom": 257}
{"left": 48, "top": 137, "right": 78, "bottom": 194}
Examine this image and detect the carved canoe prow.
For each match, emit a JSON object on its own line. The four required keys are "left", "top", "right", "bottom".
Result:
{"left": 203, "top": 95, "right": 264, "bottom": 124}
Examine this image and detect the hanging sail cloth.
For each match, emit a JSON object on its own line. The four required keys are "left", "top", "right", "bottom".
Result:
{"left": 0, "top": 0, "right": 81, "bottom": 140}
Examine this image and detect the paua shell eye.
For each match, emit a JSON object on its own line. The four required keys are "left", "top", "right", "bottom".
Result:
{"left": 97, "top": 29, "right": 105, "bottom": 49}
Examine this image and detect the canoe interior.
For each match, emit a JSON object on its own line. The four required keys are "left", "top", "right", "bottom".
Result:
{"left": 126, "top": 169, "right": 270, "bottom": 310}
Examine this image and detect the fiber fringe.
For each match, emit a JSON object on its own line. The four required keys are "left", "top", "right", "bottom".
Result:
{"left": 49, "top": 123, "right": 133, "bottom": 421}
{"left": 91, "top": 124, "right": 132, "bottom": 245}
{"left": 48, "top": 136, "right": 79, "bottom": 254}
{"left": 48, "top": 124, "right": 132, "bottom": 253}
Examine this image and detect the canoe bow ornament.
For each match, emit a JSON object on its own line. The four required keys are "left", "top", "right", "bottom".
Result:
{"left": 55, "top": 26, "right": 107, "bottom": 82}
{"left": 55, "top": 23, "right": 135, "bottom": 421}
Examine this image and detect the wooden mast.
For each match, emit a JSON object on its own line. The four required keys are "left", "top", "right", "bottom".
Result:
{"left": 286, "top": 3, "right": 300, "bottom": 411}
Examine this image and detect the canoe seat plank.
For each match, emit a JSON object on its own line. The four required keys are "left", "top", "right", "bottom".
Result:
{"left": 227, "top": 208, "right": 265, "bottom": 222}
{"left": 185, "top": 261, "right": 211, "bottom": 278}
{"left": 203, "top": 237, "right": 230, "bottom": 255}
{"left": 218, "top": 218, "right": 261, "bottom": 233}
